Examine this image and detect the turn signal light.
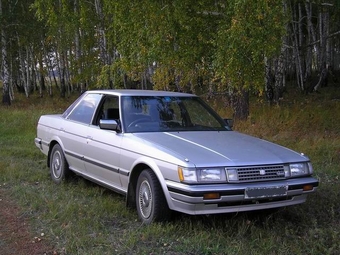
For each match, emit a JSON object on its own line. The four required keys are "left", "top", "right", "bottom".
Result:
{"left": 203, "top": 193, "right": 220, "bottom": 200}
{"left": 303, "top": 185, "right": 313, "bottom": 191}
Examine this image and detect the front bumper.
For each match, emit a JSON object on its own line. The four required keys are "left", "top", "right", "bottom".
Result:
{"left": 166, "top": 177, "right": 318, "bottom": 215}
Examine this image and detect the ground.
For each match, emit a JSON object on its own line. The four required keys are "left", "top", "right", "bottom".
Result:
{"left": 0, "top": 189, "right": 56, "bottom": 255}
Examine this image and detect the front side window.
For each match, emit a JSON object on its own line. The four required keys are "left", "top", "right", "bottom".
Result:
{"left": 121, "top": 96, "right": 229, "bottom": 133}
{"left": 93, "top": 95, "right": 120, "bottom": 126}
{"left": 66, "top": 93, "right": 102, "bottom": 124}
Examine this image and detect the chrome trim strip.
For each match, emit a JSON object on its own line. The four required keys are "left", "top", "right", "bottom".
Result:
{"left": 83, "top": 157, "right": 119, "bottom": 174}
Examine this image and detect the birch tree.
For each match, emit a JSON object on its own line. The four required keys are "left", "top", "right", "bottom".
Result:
{"left": 305, "top": 1, "right": 318, "bottom": 81}
{"left": 1, "top": 0, "right": 12, "bottom": 105}
{"left": 1, "top": 0, "right": 337, "bottom": 108}
{"left": 214, "top": 0, "right": 286, "bottom": 119}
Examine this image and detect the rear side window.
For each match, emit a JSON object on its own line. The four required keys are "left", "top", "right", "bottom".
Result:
{"left": 67, "top": 94, "right": 102, "bottom": 124}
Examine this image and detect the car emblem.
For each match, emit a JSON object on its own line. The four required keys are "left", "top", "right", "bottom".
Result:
{"left": 259, "top": 169, "right": 266, "bottom": 175}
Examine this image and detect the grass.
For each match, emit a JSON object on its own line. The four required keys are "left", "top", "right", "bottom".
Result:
{"left": 1, "top": 87, "right": 340, "bottom": 254}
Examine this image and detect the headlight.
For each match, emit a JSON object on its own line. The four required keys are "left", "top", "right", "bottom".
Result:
{"left": 288, "top": 162, "right": 311, "bottom": 177}
{"left": 178, "top": 167, "right": 197, "bottom": 182}
{"left": 198, "top": 168, "right": 226, "bottom": 182}
{"left": 178, "top": 167, "right": 226, "bottom": 183}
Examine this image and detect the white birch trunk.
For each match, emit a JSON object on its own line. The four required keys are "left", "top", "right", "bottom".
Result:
{"left": 95, "top": 0, "right": 108, "bottom": 65}
{"left": 304, "top": 2, "right": 314, "bottom": 80}
{"left": 313, "top": 6, "right": 330, "bottom": 91}
{"left": 1, "top": 0, "right": 12, "bottom": 105}
{"left": 26, "top": 46, "right": 31, "bottom": 97}
{"left": 74, "top": 0, "right": 84, "bottom": 92}
{"left": 290, "top": 1, "right": 304, "bottom": 90}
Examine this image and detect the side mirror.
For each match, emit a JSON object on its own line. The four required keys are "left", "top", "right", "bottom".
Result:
{"left": 99, "top": 119, "right": 121, "bottom": 132}
{"left": 224, "top": 118, "right": 233, "bottom": 129}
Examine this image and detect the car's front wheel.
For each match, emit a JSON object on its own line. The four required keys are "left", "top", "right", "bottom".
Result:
{"left": 136, "top": 169, "right": 171, "bottom": 224}
{"left": 50, "top": 144, "right": 70, "bottom": 184}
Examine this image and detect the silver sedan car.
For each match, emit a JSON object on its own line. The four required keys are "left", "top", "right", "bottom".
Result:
{"left": 35, "top": 90, "right": 318, "bottom": 224}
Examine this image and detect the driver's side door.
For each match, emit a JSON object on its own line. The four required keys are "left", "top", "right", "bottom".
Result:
{"left": 83, "top": 96, "right": 124, "bottom": 192}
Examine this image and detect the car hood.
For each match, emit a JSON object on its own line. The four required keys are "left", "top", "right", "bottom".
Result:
{"left": 132, "top": 131, "right": 308, "bottom": 167}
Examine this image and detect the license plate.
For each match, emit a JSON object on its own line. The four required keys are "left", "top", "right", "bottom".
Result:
{"left": 245, "top": 186, "right": 287, "bottom": 199}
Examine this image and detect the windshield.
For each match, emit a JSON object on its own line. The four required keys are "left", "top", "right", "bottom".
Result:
{"left": 121, "top": 96, "right": 230, "bottom": 133}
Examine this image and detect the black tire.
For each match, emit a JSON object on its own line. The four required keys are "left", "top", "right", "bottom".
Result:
{"left": 136, "top": 169, "right": 171, "bottom": 224}
{"left": 50, "top": 144, "right": 70, "bottom": 184}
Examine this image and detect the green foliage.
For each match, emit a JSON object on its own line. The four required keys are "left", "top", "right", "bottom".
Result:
{"left": 214, "top": 0, "right": 286, "bottom": 92}
{"left": 96, "top": 0, "right": 286, "bottom": 95}
{"left": 2, "top": 0, "right": 288, "bottom": 99}
{"left": 95, "top": 62, "right": 126, "bottom": 89}
{"left": 0, "top": 88, "right": 339, "bottom": 254}
{"left": 32, "top": 0, "right": 102, "bottom": 93}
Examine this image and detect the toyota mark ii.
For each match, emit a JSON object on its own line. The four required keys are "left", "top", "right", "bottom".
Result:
{"left": 35, "top": 90, "right": 318, "bottom": 224}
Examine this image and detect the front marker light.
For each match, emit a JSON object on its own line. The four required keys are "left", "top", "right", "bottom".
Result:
{"left": 308, "top": 162, "right": 313, "bottom": 174}
{"left": 284, "top": 165, "right": 291, "bottom": 177}
{"left": 226, "top": 168, "right": 238, "bottom": 182}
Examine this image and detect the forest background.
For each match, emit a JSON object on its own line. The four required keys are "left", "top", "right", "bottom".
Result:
{"left": 1, "top": 1, "right": 340, "bottom": 254}
{"left": 1, "top": 0, "right": 340, "bottom": 119}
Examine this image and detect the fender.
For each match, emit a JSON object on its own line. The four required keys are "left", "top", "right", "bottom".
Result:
{"left": 128, "top": 156, "right": 178, "bottom": 211}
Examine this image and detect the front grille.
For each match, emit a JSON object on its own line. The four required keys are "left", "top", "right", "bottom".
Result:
{"left": 228, "top": 165, "right": 285, "bottom": 182}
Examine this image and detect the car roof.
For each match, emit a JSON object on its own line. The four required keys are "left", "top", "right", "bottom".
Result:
{"left": 86, "top": 89, "right": 197, "bottom": 97}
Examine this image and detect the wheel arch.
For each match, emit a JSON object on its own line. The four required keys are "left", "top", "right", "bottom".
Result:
{"left": 126, "top": 163, "right": 148, "bottom": 208}
{"left": 47, "top": 138, "right": 64, "bottom": 168}
{"left": 126, "top": 160, "right": 172, "bottom": 210}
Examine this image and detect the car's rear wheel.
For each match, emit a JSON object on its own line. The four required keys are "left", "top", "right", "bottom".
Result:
{"left": 50, "top": 144, "right": 69, "bottom": 184}
{"left": 136, "top": 169, "right": 171, "bottom": 224}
